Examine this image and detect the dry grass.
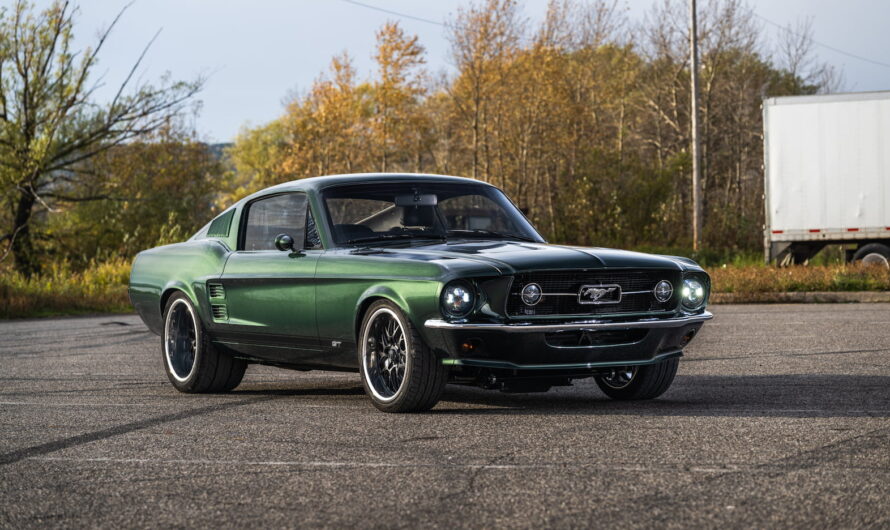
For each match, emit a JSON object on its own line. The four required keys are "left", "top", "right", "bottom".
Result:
{"left": 0, "top": 258, "right": 132, "bottom": 319}
{"left": 710, "top": 264, "right": 890, "bottom": 293}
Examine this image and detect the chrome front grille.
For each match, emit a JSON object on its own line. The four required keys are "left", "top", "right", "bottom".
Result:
{"left": 506, "top": 270, "right": 680, "bottom": 316}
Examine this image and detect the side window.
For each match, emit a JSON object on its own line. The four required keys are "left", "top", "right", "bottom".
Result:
{"left": 241, "top": 193, "right": 308, "bottom": 251}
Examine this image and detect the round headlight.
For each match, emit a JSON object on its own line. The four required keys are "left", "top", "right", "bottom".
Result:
{"left": 440, "top": 281, "right": 475, "bottom": 318}
{"left": 520, "top": 283, "right": 542, "bottom": 306}
{"left": 680, "top": 278, "right": 706, "bottom": 310}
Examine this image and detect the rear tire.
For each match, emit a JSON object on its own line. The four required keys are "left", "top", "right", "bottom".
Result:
{"left": 161, "top": 292, "right": 246, "bottom": 393}
{"left": 358, "top": 300, "right": 448, "bottom": 413}
{"left": 594, "top": 358, "right": 679, "bottom": 400}
{"left": 853, "top": 243, "right": 890, "bottom": 268}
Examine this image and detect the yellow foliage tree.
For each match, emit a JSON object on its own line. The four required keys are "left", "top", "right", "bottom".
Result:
{"left": 373, "top": 21, "right": 426, "bottom": 172}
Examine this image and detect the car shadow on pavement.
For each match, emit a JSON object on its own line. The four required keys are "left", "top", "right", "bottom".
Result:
{"left": 431, "top": 374, "right": 890, "bottom": 418}
{"left": 232, "top": 385, "right": 366, "bottom": 397}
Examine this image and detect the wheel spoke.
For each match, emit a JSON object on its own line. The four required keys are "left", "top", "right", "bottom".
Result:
{"left": 602, "top": 366, "right": 637, "bottom": 389}
{"left": 362, "top": 310, "right": 409, "bottom": 400}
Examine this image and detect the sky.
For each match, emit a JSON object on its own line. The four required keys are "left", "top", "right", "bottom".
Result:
{"left": 62, "top": 0, "right": 890, "bottom": 143}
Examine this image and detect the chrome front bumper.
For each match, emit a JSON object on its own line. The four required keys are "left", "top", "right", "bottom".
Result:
{"left": 424, "top": 311, "right": 713, "bottom": 333}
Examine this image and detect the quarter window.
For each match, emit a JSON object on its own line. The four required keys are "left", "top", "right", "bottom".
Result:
{"left": 241, "top": 193, "right": 308, "bottom": 251}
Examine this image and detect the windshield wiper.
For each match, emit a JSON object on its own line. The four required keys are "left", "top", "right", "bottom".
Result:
{"left": 346, "top": 233, "right": 447, "bottom": 245}
{"left": 447, "top": 229, "right": 537, "bottom": 242}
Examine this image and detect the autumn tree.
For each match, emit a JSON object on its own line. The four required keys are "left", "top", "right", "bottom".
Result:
{"left": 447, "top": 0, "right": 523, "bottom": 180}
{"left": 230, "top": 0, "right": 837, "bottom": 255}
{"left": 278, "top": 53, "right": 374, "bottom": 177}
{"left": 50, "top": 122, "right": 223, "bottom": 264}
{"left": 0, "top": 0, "right": 201, "bottom": 276}
{"left": 224, "top": 119, "right": 291, "bottom": 204}
{"left": 373, "top": 21, "right": 426, "bottom": 172}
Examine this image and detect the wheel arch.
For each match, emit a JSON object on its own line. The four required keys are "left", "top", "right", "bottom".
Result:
{"left": 160, "top": 282, "right": 200, "bottom": 319}
{"left": 854, "top": 241, "right": 890, "bottom": 255}
{"left": 353, "top": 286, "right": 414, "bottom": 342}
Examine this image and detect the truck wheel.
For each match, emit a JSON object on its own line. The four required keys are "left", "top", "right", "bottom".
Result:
{"left": 594, "top": 358, "right": 678, "bottom": 400}
{"left": 853, "top": 243, "right": 890, "bottom": 268}
{"left": 162, "top": 292, "right": 246, "bottom": 393}
{"left": 358, "top": 300, "right": 448, "bottom": 413}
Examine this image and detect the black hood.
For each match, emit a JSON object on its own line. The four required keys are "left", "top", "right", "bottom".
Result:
{"left": 373, "top": 240, "right": 698, "bottom": 275}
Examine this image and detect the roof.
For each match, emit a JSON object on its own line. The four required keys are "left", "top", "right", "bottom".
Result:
{"left": 266, "top": 173, "right": 489, "bottom": 194}
{"left": 764, "top": 89, "right": 890, "bottom": 106}
{"left": 229, "top": 173, "right": 496, "bottom": 212}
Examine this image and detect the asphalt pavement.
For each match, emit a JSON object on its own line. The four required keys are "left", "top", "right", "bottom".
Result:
{"left": 1, "top": 304, "right": 889, "bottom": 528}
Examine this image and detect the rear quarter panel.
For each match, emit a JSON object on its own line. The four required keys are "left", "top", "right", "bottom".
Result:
{"left": 129, "top": 240, "right": 230, "bottom": 335}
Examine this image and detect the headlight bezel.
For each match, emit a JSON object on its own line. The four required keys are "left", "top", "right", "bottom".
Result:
{"left": 680, "top": 275, "right": 709, "bottom": 311}
{"left": 440, "top": 280, "right": 476, "bottom": 319}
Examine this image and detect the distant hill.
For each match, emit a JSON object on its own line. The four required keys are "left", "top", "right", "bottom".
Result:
{"left": 207, "top": 143, "right": 233, "bottom": 160}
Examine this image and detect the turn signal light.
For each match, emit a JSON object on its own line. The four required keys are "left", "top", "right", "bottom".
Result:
{"left": 679, "top": 328, "right": 697, "bottom": 347}
{"left": 460, "top": 339, "right": 482, "bottom": 353}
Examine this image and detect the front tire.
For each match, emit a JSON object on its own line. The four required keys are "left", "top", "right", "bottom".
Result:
{"left": 162, "top": 292, "right": 246, "bottom": 393}
{"left": 594, "top": 358, "right": 679, "bottom": 400}
{"left": 358, "top": 300, "right": 448, "bottom": 413}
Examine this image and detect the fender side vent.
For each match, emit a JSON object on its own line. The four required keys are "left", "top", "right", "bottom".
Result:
{"left": 211, "top": 304, "right": 228, "bottom": 320}
{"left": 208, "top": 283, "right": 225, "bottom": 299}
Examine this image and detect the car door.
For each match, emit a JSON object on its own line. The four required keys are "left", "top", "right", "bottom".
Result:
{"left": 217, "top": 192, "right": 322, "bottom": 362}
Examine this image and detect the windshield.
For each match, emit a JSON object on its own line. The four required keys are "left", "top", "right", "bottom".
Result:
{"left": 322, "top": 182, "right": 543, "bottom": 246}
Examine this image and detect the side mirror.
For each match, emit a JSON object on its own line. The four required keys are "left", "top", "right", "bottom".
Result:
{"left": 274, "top": 233, "right": 295, "bottom": 252}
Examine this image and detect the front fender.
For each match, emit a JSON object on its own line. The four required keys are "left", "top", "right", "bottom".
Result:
{"left": 352, "top": 281, "right": 442, "bottom": 343}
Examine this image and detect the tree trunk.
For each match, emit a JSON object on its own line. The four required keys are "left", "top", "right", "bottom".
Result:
{"left": 472, "top": 101, "right": 480, "bottom": 179}
{"left": 11, "top": 188, "right": 39, "bottom": 278}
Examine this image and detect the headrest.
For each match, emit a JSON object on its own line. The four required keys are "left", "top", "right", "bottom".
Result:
{"left": 401, "top": 206, "right": 436, "bottom": 227}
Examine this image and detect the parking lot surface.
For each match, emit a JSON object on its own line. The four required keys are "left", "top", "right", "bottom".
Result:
{"left": 1, "top": 304, "right": 889, "bottom": 528}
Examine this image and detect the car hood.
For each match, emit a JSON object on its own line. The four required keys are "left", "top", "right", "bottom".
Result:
{"left": 372, "top": 240, "right": 696, "bottom": 275}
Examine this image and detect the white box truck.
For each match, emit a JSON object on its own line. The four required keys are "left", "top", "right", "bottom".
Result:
{"left": 763, "top": 90, "right": 890, "bottom": 266}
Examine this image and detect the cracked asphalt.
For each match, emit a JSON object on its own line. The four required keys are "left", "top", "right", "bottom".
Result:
{"left": 1, "top": 304, "right": 889, "bottom": 528}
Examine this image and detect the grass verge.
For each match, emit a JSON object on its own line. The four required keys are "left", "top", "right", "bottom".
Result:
{"left": 0, "top": 258, "right": 132, "bottom": 319}
{"left": 709, "top": 264, "right": 890, "bottom": 293}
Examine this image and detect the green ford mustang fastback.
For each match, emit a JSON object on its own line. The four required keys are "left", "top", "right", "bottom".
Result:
{"left": 130, "top": 173, "right": 712, "bottom": 412}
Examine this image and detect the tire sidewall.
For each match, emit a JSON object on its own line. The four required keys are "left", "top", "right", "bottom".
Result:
{"left": 854, "top": 243, "right": 890, "bottom": 267}
{"left": 595, "top": 358, "right": 678, "bottom": 400}
{"left": 597, "top": 368, "right": 646, "bottom": 398}
{"left": 358, "top": 300, "right": 414, "bottom": 411}
{"left": 161, "top": 293, "right": 204, "bottom": 392}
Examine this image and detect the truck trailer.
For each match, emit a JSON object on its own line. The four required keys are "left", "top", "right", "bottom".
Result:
{"left": 763, "top": 90, "right": 890, "bottom": 266}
